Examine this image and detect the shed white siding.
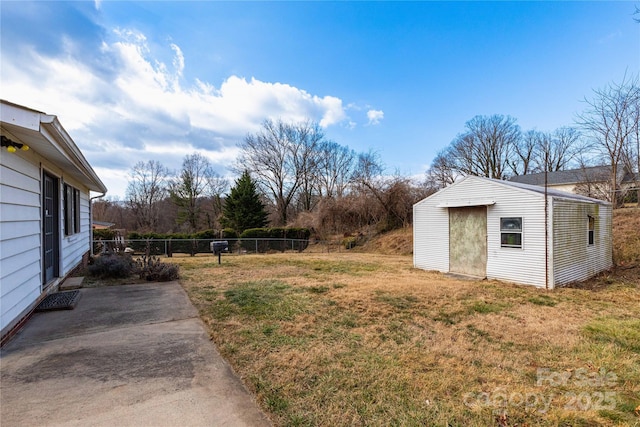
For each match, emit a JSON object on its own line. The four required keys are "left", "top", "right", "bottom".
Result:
{"left": 552, "top": 199, "right": 613, "bottom": 286}
{"left": 413, "top": 176, "right": 612, "bottom": 289}
{"left": 484, "top": 187, "right": 547, "bottom": 287}
{"left": 0, "top": 151, "right": 43, "bottom": 333}
{"left": 413, "top": 193, "right": 450, "bottom": 272}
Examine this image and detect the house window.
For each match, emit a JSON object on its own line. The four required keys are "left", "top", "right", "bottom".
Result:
{"left": 500, "top": 217, "right": 522, "bottom": 248}
{"left": 588, "top": 216, "right": 595, "bottom": 245}
{"left": 64, "top": 184, "right": 81, "bottom": 235}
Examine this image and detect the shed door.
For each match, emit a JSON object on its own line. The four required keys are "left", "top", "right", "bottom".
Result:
{"left": 43, "top": 172, "right": 59, "bottom": 285}
{"left": 449, "top": 206, "right": 487, "bottom": 277}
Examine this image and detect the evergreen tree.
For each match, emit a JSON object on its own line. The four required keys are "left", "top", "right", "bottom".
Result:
{"left": 221, "top": 171, "right": 269, "bottom": 233}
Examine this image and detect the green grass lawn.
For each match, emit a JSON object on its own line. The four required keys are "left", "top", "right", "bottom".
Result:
{"left": 172, "top": 252, "right": 640, "bottom": 426}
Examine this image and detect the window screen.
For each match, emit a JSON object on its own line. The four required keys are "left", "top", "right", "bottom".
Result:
{"left": 64, "top": 184, "right": 80, "bottom": 235}
{"left": 500, "top": 217, "right": 522, "bottom": 248}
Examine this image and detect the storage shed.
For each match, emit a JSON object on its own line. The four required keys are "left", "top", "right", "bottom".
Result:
{"left": 1, "top": 100, "right": 107, "bottom": 341}
{"left": 413, "top": 176, "right": 612, "bottom": 288}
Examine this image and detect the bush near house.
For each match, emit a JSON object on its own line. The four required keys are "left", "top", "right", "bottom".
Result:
{"left": 135, "top": 255, "right": 180, "bottom": 282}
{"left": 93, "top": 229, "right": 117, "bottom": 240}
{"left": 87, "top": 253, "right": 179, "bottom": 282}
{"left": 88, "top": 253, "right": 135, "bottom": 279}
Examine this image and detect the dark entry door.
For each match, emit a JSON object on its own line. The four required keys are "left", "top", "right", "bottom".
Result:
{"left": 43, "top": 172, "right": 59, "bottom": 284}
{"left": 449, "top": 206, "right": 487, "bottom": 277}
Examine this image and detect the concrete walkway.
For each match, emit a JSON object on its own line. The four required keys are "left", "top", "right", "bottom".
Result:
{"left": 0, "top": 282, "right": 271, "bottom": 427}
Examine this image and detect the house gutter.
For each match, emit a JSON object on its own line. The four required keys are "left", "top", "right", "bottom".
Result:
{"left": 90, "top": 192, "right": 108, "bottom": 256}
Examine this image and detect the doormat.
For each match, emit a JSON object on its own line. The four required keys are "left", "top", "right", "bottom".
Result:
{"left": 35, "top": 290, "right": 81, "bottom": 312}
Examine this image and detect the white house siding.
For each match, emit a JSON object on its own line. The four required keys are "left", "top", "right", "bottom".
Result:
{"left": 0, "top": 154, "right": 93, "bottom": 335}
{"left": 548, "top": 184, "right": 576, "bottom": 194}
{"left": 60, "top": 178, "right": 91, "bottom": 277}
{"left": 552, "top": 199, "right": 612, "bottom": 286}
{"left": 0, "top": 151, "right": 42, "bottom": 334}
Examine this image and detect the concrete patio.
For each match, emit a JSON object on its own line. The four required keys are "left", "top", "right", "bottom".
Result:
{"left": 0, "top": 282, "right": 271, "bottom": 426}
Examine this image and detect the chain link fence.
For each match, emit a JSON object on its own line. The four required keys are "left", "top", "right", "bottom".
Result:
{"left": 93, "top": 238, "right": 351, "bottom": 257}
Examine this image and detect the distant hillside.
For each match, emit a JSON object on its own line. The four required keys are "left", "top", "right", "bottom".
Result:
{"left": 357, "top": 227, "right": 413, "bottom": 255}
{"left": 613, "top": 206, "right": 640, "bottom": 267}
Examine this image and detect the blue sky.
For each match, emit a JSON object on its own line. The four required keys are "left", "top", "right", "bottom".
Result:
{"left": 1, "top": 1, "right": 638, "bottom": 198}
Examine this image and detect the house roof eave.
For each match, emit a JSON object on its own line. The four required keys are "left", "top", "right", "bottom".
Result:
{"left": 1, "top": 100, "right": 108, "bottom": 194}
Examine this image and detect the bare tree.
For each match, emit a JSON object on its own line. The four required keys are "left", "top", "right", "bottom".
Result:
{"left": 425, "top": 148, "right": 457, "bottom": 189}
{"left": 169, "top": 153, "right": 213, "bottom": 232}
{"left": 316, "top": 140, "right": 355, "bottom": 198}
{"left": 635, "top": 98, "right": 640, "bottom": 206}
{"left": 577, "top": 75, "right": 640, "bottom": 206}
{"left": 237, "top": 119, "right": 325, "bottom": 225}
{"left": 125, "top": 160, "right": 170, "bottom": 232}
{"left": 539, "top": 127, "right": 582, "bottom": 172}
{"left": 449, "top": 114, "right": 521, "bottom": 179}
{"left": 294, "top": 121, "right": 324, "bottom": 212}
{"left": 511, "top": 130, "right": 541, "bottom": 176}
{"left": 351, "top": 151, "right": 410, "bottom": 230}
{"left": 204, "top": 172, "right": 229, "bottom": 229}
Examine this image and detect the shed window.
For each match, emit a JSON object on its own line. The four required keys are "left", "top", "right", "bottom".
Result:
{"left": 64, "top": 184, "right": 81, "bottom": 236}
{"left": 588, "top": 216, "right": 595, "bottom": 245}
{"left": 500, "top": 217, "right": 522, "bottom": 248}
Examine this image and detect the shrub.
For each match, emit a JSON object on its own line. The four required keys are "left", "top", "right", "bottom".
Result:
{"left": 194, "top": 229, "right": 217, "bottom": 239}
{"left": 135, "top": 255, "right": 180, "bottom": 282}
{"left": 342, "top": 236, "right": 357, "bottom": 249}
{"left": 88, "top": 254, "right": 134, "bottom": 279}
{"left": 222, "top": 228, "right": 239, "bottom": 239}
{"left": 126, "top": 230, "right": 241, "bottom": 256}
{"left": 93, "top": 229, "right": 117, "bottom": 240}
{"left": 239, "top": 227, "right": 311, "bottom": 253}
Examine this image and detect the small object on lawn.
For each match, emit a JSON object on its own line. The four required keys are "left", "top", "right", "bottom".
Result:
{"left": 35, "top": 290, "right": 81, "bottom": 312}
{"left": 210, "top": 240, "right": 229, "bottom": 265}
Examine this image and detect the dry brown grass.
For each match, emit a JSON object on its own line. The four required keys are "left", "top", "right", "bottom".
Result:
{"left": 173, "top": 251, "right": 640, "bottom": 426}
{"left": 613, "top": 207, "right": 640, "bottom": 268}
{"left": 356, "top": 227, "right": 413, "bottom": 255}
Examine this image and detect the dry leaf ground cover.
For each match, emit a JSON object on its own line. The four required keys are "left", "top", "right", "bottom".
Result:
{"left": 172, "top": 249, "right": 640, "bottom": 427}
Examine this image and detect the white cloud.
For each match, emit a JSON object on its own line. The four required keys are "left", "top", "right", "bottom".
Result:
{"left": 367, "top": 109, "right": 384, "bottom": 125}
{"left": 0, "top": 27, "right": 375, "bottom": 196}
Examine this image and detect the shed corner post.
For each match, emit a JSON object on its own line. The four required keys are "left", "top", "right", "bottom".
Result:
{"left": 546, "top": 197, "right": 555, "bottom": 290}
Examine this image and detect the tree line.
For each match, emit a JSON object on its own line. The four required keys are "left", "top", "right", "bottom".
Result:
{"left": 94, "top": 74, "right": 639, "bottom": 236}
{"left": 93, "top": 119, "right": 430, "bottom": 238}
{"left": 426, "top": 74, "right": 640, "bottom": 206}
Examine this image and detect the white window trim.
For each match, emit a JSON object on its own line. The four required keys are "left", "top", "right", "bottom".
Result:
{"left": 500, "top": 217, "right": 523, "bottom": 249}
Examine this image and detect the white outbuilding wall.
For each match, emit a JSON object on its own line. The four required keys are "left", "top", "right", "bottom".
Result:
{"left": 413, "top": 176, "right": 612, "bottom": 288}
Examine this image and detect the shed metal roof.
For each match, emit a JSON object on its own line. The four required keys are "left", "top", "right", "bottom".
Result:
{"left": 416, "top": 175, "right": 611, "bottom": 207}
{"left": 508, "top": 165, "right": 634, "bottom": 187}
